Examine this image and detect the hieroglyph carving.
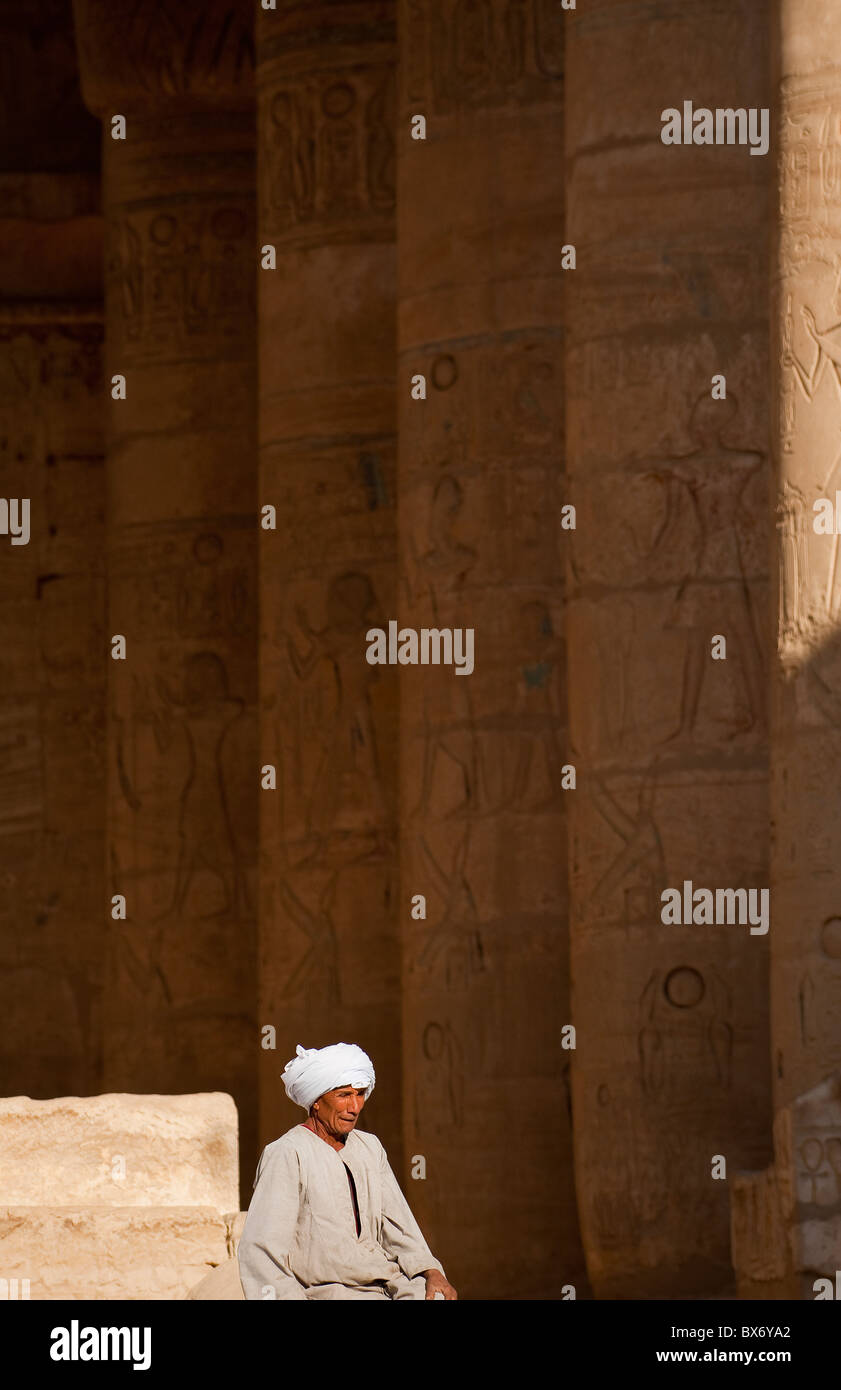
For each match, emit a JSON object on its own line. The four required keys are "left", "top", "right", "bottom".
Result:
{"left": 107, "top": 204, "right": 254, "bottom": 360}
{"left": 262, "top": 69, "right": 395, "bottom": 235}
{"left": 405, "top": 0, "right": 563, "bottom": 112}
{"left": 635, "top": 397, "right": 764, "bottom": 744}
{"left": 285, "top": 573, "right": 388, "bottom": 838}
{"left": 74, "top": 0, "right": 255, "bottom": 103}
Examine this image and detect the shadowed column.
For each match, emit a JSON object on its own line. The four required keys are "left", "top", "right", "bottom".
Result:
{"left": 565, "top": 0, "right": 772, "bottom": 1297}
{"left": 397, "top": 0, "right": 584, "bottom": 1299}
{"left": 256, "top": 2, "right": 402, "bottom": 1163}
{"left": 0, "top": 0, "right": 105, "bottom": 1099}
{"left": 73, "top": 0, "right": 258, "bottom": 1199}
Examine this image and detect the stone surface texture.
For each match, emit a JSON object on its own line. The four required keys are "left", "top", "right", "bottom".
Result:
{"left": 73, "top": 0, "right": 259, "bottom": 1199}
{"left": 0, "top": 0, "right": 105, "bottom": 1110}
{"left": 731, "top": 1075, "right": 841, "bottom": 1298}
{"left": 772, "top": 0, "right": 841, "bottom": 1116}
{"left": 1, "top": 0, "right": 841, "bottom": 1304}
{"left": 396, "top": 0, "right": 582, "bottom": 1302}
{"left": 256, "top": 1, "right": 403, "bottom": 1166}
{"left": 565, "top": 0, "right": 773, "bottom": 1297}
{"left": 0, "top": 1206, "right": 228, "bottom": 1300}
{"left": 0, "top": 1093, "right": 239, "bottom": 1210}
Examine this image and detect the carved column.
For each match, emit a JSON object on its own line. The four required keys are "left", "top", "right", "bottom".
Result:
{"left": 256, "top": 4, "right": 402, "bottom": 1159}
{"left": 73, "top": 0, "right": 258, "bottom": 1196}
{"left": 773, "top": 0, "right": 841, "bottom": 1113}
{"left": 768, "top": 0, "right": 841, "bottom": 1296}
{"left": 0, "top": 1, "right": 106, "bottom": 1100}
{"left": 397, "top": 1, "right": 583, "bottom": 1299}
{"left": 566, "top": 3, "right": 772, "bottom": 1295}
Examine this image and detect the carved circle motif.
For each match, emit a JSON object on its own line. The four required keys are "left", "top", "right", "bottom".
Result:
{"left": 322, "top": 82, "right": 355, "bottom": 119}
{"left": 149, "top": 214, "right": 177, "bottom": 246}
{"left": 422, "top": 1022, "right": 445, "bottom": 1060}
{"left": 820, "top": 917, "right": 841, "bottom": 959}
{"left": 431, "top": 353, "right": 458, "bottom": 391}
{"left": 663, "top": 966, "right": 705, "bottom": 1010}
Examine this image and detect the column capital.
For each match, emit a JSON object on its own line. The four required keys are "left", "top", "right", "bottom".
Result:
{"left": 72, "top": 0, "right": 255, "bottom": 117}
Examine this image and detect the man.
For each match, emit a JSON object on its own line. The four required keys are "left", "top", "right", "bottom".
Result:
{"left": 238, "top": 1042, "right": 458, "bottom": 1301}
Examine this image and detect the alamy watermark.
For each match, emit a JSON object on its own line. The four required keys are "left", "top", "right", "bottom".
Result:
{"left": 0, "top": 1277, "right": 30, "bottom": 1299}
{"left": 0, "top": 498, "right": 29, "bottom": 546}
{"left": 50, "top": 1321, "right": 151, "bottom": 1371}
{"left": 660, "top": 880, "right": 769, "bottom": 935}
{"left": 660, "top": 102, "right": 769, "bottom": 156}
{"left": 366, "top": 621, "right": 474, "bottom": 676}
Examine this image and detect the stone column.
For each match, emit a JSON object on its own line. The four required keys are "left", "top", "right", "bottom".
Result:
{"left": 566, "top": 3, "right": 772, "bottom": 1296}
{"left": 73, "top": 0, "right": 258, "bottom": 1197}
{"left": 397, "top": 2, "right": 583, "bottom": 1299}
{"left": 766, "top": 0, "right": 841, "bottom": 1297}
{"left": 256, "top": 4, "right": 402, "bottom": 1158}
{"left": 773, "top": 0, "right": 841, "bottom": 1114}
{"left": 0, "top": 2, "right": 106, "bottom": 1100}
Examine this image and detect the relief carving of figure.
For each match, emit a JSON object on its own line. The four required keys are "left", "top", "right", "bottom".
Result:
{"left": 638, "top": 964, "right": 733, "bottom": 1106}
{"left": 321, "top": 81, "right": 359, "bottom": 214}
{"left": 404, "top": 475, "right": 478, "bottom": 820}
{"left": 276, "top": 872, "right": 341, "bottom": 1010}
{"left": 777, "top": 480, "right": 810, "bottom": 645}
{"left": 637, "top": 396, "right": 764, "bottom": 744}
{"left": 450, "top": 0, "right": 496, "bottom": 102}
{"left": 507, "top": 601, "right": 565, "bottom": 812}
{"left": 365, "top": 69, "right": 396, "bottom": 210}
{"left": 268, "top": 87, "right": 316, "bottom": 224}
{"left": 415, "top": 1020, "right": 464, "bottom": 1137}
{"left": 287, "top": 572, "right": 388, "bottom": 838}
{"left": 140, "top": 650, "right": 247, "bottom": 919}
{"left": 412, "top": 828, "right": 485, "bottom": 991}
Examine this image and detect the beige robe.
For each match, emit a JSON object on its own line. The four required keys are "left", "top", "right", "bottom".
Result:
{"left": 238, "top": 1124, "right": 446, "bottom": 1301}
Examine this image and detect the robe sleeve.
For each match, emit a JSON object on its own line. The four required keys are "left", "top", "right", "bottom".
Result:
{"left": 376, "top": 1141, "right": 446, "bottom": 1281}
{"left": 237, "top": 1143, "right": 309, "bottom": 1301}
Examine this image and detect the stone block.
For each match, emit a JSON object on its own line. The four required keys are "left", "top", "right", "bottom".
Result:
{"left": 0, "top": 1093, "right": 238, "bottom": 1210}
{"left": 0, "top": 1207, "right": 228, "bottom": 1300}
{"left": 186, "top": 1211, "right": 248, "bottom": 1299}
{"left": 186, "top": 1258, "right": 245, "bottom": 1301}
{"left": 730, "top": 1168, "right": 789, "bottom": 1297}
{"left": 730, "top": 1074, "right": 841, "bottom": 1298}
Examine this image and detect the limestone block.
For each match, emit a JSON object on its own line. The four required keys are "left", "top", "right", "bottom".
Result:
{"left": 730, "top": 1075, "right": 841, "bottom": 1297}
{"left": 776, "top": 1074, "right": 841, "bottom": 1281}
{"left": 0, "top": 1094, "right": 238, "bottom": 1210}
{"left": 186, "top": 1210, "right": 247, "bottom": 1299}
{"left": 186, "top": 1259, "right": 245, "bottom": 1301}
{"left": 0, "top": 1207, "right": 228, "bottom": 1300}
{"left": 730, "top": 1168, "right": 787, "bottom": 1297}
{"left": 226, "top": 1211, "right": 247, "bottom": 1255}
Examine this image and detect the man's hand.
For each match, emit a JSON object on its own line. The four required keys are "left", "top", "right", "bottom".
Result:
{"left": 423, "top": 1269, "right": 458, "bottom": 1301}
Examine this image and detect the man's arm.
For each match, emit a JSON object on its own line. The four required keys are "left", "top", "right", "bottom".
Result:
{"left": 237, "top": 1143, "right": 309, "bottom": 1301}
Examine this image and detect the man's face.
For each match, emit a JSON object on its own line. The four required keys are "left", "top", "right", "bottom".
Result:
{"left": 314, "top": 1086, "right": 367, "bottom": 1138}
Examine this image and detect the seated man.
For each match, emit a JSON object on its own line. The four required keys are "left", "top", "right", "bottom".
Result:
{"left": 238, "top": 1041, "right": 457, "bottom": 1301}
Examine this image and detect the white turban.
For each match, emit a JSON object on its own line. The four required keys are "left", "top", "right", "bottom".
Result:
{"left": 282, "top": 1042, "right": 376, "bottom": 1113}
